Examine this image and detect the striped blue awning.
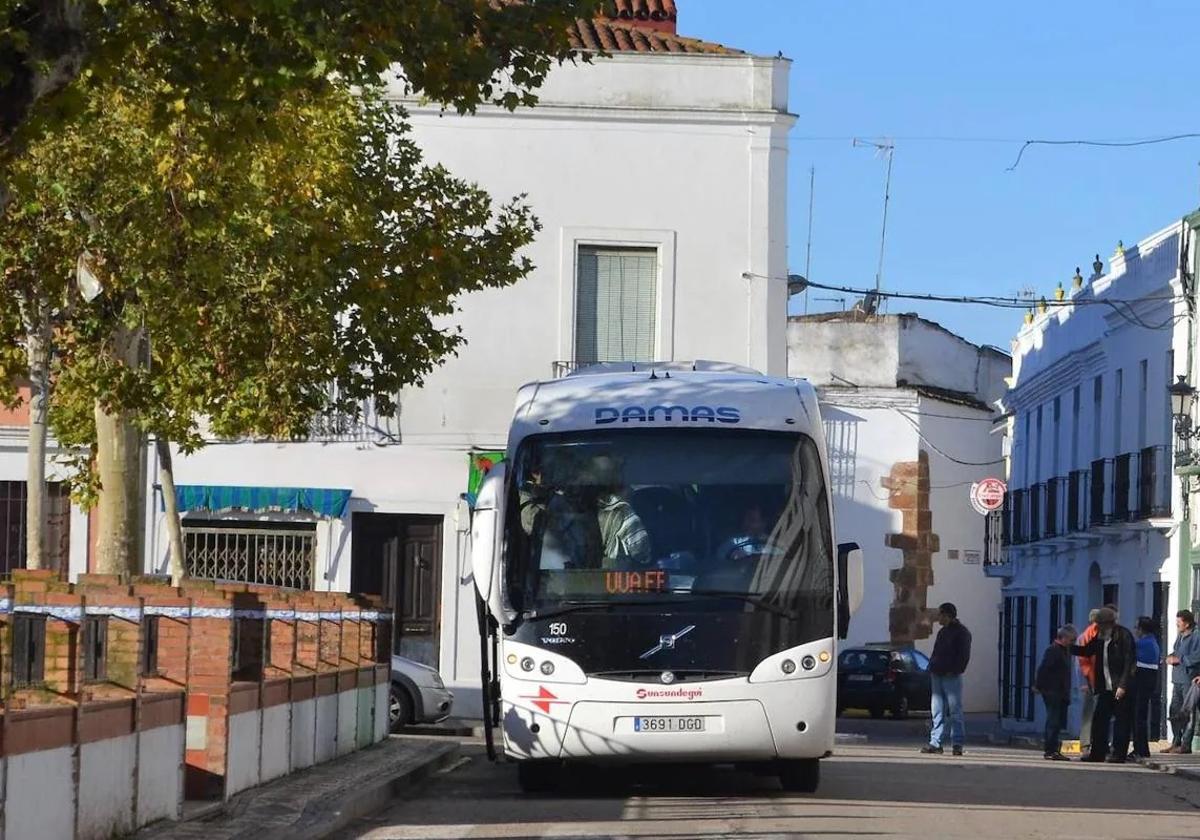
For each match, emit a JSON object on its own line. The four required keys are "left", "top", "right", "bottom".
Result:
{"left": 171, "top": 485, "right": 351, "bottom": 518}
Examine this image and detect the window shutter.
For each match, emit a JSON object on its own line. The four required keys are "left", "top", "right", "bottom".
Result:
{"left": 575, "top": 247, "right": 657, "bottom": 364}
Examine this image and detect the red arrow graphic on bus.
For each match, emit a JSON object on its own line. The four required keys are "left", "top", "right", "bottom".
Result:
{"left": 520, "top": 686, "right": 567, "bottom": 714}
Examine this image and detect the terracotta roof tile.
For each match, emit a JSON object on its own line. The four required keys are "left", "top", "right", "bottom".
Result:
{"left": 568, "top": 17, "right": 743, "bottom": 55}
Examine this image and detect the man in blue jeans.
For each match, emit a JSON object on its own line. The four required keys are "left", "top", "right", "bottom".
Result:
{"left": 921, "top": 602, "right": 972, "bottom": 756}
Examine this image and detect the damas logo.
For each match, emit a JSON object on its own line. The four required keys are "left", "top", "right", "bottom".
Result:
{"left": 636, "top": 686, "right": 704, "bottom": 700}
{"left": 594, "top": 405, "right": 740, "bottom": 425}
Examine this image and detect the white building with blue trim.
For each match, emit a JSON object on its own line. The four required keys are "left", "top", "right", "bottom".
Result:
{"left": 989, "top": 220, "right": 1190, "bottom": 739}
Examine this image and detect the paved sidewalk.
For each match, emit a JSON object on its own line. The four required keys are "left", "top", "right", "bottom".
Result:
{"left": 137, "top": 736, "right": 459, "bottom": 840}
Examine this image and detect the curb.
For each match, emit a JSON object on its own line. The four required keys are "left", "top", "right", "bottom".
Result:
{"left": 283, "top": 741, "right": 461, "bottom": 840}
{"left": 1136, "top": 756, "right": 1200, "bottom": 782}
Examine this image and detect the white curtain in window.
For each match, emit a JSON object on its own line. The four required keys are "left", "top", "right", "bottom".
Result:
{"left": 575, "top": 247, "right": 657, "bottom": 364}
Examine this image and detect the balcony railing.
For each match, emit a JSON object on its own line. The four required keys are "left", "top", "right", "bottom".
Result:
{"left": 1113, "top": 453, "right": 1133, "bottom": 521}
{"left": 1090, "top": 459, "right": 1112, "bottom": 526}
{"left": 1028, "top": 482, "right": 1044, "bottom": 543}
{"left": 1000, "top": 448, "right": 1173, "bottom": 550}
{"left": 1137, "top": 445, "right": 1171, "bottom": 518}
{"left": 1010, "top": 488, "right": 1027, "bottom": 545}
{"left": 1067, "top": 469, "right": 1090, "bottom": 533}
{"left": 1044, "top": 477, "right": 1067, "bottom": 538}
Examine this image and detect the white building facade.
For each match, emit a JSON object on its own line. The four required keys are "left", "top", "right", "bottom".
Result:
{"left": 789, "top": 313, "right": 1010, "bottom": 712}
{"left": 991, "top": 221, "right": 1191, "bottom": 738}
{"left": 127, "top": 13, "right": 796, "bottom": 713}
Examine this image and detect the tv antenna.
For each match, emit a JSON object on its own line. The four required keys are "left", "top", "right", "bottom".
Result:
{"left": 853, "top": 138, "right": 895, "bottom": 305}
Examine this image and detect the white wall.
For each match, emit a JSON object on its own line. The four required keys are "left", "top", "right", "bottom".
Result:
{"left": 78, "top": 735, "right": 136, "bottom": 840}
{"left": 915, "top": 396, "right": 1003, "bottom": 713}
{"left": 136, "top": 725, "right": 184, "bottom": 826}
{"left": 6, "top": 747, "right": 74, "bottom": 840}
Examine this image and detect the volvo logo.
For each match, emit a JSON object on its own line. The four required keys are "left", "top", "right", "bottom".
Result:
{"left": 639, "top": 625, "right": 696, "bottom": 660}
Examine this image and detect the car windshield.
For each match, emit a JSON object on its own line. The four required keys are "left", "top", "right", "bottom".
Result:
{"left": 503, "top": 428, "right": 833, "bottom": 616}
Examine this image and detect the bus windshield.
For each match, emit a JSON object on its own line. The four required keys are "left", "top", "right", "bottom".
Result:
{"left": 504, "top": 429, "right": 833, "bottom": 617}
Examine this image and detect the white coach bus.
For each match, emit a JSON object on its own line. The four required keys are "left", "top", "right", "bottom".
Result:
{"left": 470, "top": 361, "right": 863, "bottom": 793}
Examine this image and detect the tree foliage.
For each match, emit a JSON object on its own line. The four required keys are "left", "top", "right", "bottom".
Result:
{"left": 1, "top": 78, "right": 542, "bottom": 501}
{"left": 0, "top": 0, "right": 600, "bottom": 151}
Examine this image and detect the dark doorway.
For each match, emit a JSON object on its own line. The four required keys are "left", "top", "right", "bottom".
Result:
{"left": 351, "top": 513, "right": 444, "bottom": 668}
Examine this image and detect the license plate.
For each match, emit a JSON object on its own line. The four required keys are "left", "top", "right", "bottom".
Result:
{"left": 847, "top": 674, "right": 873, "bottom": 682}
{"left": 634, "top": 716, "right": 706, "bottom": 733}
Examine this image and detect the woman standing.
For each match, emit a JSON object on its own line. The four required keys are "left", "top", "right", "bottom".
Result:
{"left": 1131, "top": 616, "right": 1162, "bottom": 759}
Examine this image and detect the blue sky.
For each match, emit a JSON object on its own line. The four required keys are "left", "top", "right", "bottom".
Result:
{"left": 680, "top": 0, "right": 1200, "bottom": 351}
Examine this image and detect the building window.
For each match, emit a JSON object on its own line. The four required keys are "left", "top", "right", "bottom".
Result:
{"left": 1000, "top": 594, "right": 1037, "bottom": 721}
{"left": 1092, "top": 376, "right": 1103, "bottom": 459}
{"left": 1052, "top": 397, "right": 1062, "bottom": 477}
{"left": 574, "top": 246, "right": 658, "bottom": 364}
{"left": 1071, "top": 386, "right": 1081, "bottom": 471}
{"left": 182, "top": 520, "right": 316, "bottom": 590}
{"left": 1034, "top": 405, "right": 1043, "bottom": 483}
{"left": 12, "top": 614, "right": 46, "bottom": 688}
{"left": 1138, "top": 360, "right": 1148, "bottom": 449}
{"left": 1102, "top": 583, "right": 1119, "bottom": 611}
{"left": 0, "top": 481, "right": 71, "bottom": 576}
{"left": 1049, "top": 593, "right": 1074, "bottom": 642}
{"left": 82, "top": 616, "right": 108, "bottom": 683}
{"left": 1114, "top": 369, "right": 1123, "bottom": 454}
{"left": 1191, "top": 566, "right": 1200, "bottom": 615}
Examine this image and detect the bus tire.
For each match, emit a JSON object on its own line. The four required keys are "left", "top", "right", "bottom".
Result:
{"left": 517, "top": 761, "right": 559, "bottom": 794}
{"left": 778, "top": 758, "right": 820, "bottom": 793}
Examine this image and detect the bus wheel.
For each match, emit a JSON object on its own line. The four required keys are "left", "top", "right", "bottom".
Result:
{"left": 517, "top": 761, "right": 560, "bottom": 794}
{"left": 778, "top": 758, "right": 820, "bottom": 793}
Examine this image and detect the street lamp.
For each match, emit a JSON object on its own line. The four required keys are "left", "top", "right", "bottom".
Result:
{"left": 1169, "top": 376, "right": 1198, "bottom": 445}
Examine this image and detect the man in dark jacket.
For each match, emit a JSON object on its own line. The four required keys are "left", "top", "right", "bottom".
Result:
{"left": 1071, "top": 607, "right": 1136, "bottom": 762}
{"left": 920, "top": 602, "right": 972, "bottom": 756}
{"left": 1035, "top": 624, "right": 1078, "bottom": 760}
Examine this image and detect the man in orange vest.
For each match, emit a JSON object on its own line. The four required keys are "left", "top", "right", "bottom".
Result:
{"left": 1076, "top": 609, "right": 1100, "bottom": 755}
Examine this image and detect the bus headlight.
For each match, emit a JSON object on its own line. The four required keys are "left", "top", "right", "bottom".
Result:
{"left": 540, "top": 661, "right": 555, "bottom": 676}
{"left": 780, "top": 659, "right": 796, "bottom": 674}
{"left": 520, "top": 657, "right": 535, "bottom": 672}
{"left": 801, "top": 655, "right": 817, "bottom": 671}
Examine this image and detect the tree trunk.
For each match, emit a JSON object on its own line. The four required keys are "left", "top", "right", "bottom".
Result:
{"left": 94, "top": 324, "right": 144, "bottom": 575}
{"left": 155, "top": 437, "right": 186, "bottom": 585}
{"left": 22, "top": 296, "right": 52, "bottom": 571}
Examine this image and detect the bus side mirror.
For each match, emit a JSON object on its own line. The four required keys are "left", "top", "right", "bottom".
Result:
{"left": 471, "top": 462, "right": 507, "bottom": 619}
{"left": 837, "top": 542, "right": 864, "bottom": 639}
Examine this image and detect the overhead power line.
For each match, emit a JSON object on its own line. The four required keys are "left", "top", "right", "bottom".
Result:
{"left": 1006, "top": 133, "right": 1200, "bottom": 171}
{"left": 764, "top": 275, "right": 1188, "bottom": 331}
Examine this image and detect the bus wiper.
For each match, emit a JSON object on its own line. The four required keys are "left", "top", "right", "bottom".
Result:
{"left": 675, "top": 589, "right": 799, "bottom": 620}
{"left": 519, "top": 600, "right": 614, "bottom": 622}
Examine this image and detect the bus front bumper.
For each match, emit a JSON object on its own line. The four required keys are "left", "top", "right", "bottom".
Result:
{"left": 501, "top": 676, "right": 835, "bottom": 763}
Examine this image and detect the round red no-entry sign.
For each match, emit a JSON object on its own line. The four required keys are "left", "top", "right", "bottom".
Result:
{"left": 970, "top": 478, "right": 1006, "bottom": 515}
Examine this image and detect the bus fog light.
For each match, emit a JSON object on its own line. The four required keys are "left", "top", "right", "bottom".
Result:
{"left": 801, "top": 655, "right": 817, "bottom": 671}
{"left": 780, "top": 659, "right": 796, "bottom": 674}
{"left": 540, "top": 660, "right": 555, "bottom": 675}
{"left": 520, "top": 657, "right": 535, "bottom": 672}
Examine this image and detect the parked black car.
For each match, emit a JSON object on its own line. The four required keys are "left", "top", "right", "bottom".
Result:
{"left": 837, "top": 646, "right": 932, "bottom": 719}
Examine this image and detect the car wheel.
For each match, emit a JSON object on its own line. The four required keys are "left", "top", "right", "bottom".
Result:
{"left": 869, "top": 705, "right": 885, "bottom": 719}
{"left": 892, "top": 693, "right": 910, "bottom": 720}
{"left": 778, "top": 759, "right": 820, "bottom": 793}
{"left": 389, "top": 684, "right": 413, "bottom": 731}
{"left": 517, "top": 761, "right": 560, "bottom": 794}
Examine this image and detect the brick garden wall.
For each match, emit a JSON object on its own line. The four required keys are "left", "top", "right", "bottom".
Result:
{"left": 0, "top": 570, "right": 393, "bottom": 839}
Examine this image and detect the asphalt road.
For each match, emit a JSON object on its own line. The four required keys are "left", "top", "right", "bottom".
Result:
{"left": 335, "top": 737, "right": 1200, "bottom": 840}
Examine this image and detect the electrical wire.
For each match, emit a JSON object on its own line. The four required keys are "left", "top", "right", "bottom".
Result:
{"left": 775, "top": 276, "right": 1188, "bottom": 332}
{"left": 1007, "top": 134, "right": 1200, "bottom": 171}
{"left": 894, "top": 411, "right": 1005, "bottom": 466}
